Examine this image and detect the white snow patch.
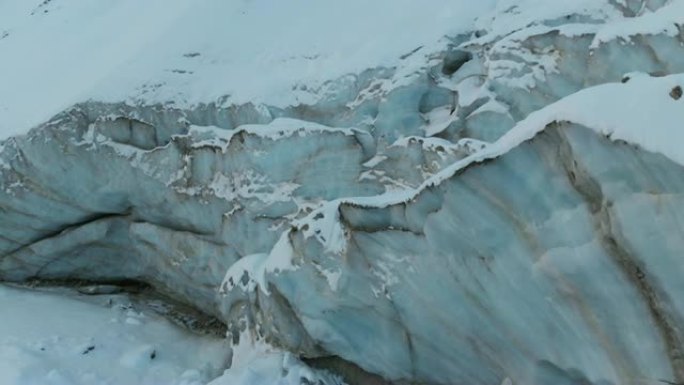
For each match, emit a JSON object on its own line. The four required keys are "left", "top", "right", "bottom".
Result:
{"left": 491, "top": 73, "right": 684, "bottom": 167}
{"left": 220, "top": 231, "right": 298, "bottom": 295}
{"left": 209, "top": 332, "right": 344, "bottom": 385}
{"left": 422, "top": 106, "right": 459, "bottom": 137}
{"left": 314, "top": 264, "right": 343, "bottom": 292}
{"left": 474, "top": 0, "right": 621, "bottom": 44}
{"left": 590, "top": 1, "right": 684, "bottom": 48}
{"left": 362, "top": 155, "right": 388, "bottom": 168}
{"left": 0, "top": 284, "right": 230, "bottom": 385}
{"left": 0, "top": 0, "right": 498, "bottom": 141}
{"left": 469, "top": 99, "right": 511, "bottom": 117}
{"left": 208, "top": 171, "right": 300, "bottom": 205}
{"left": 391, "top": 135, "right": 486, "bottom": 156}
{"left": 189, "top": 118, "right": 359, "bottom": 152}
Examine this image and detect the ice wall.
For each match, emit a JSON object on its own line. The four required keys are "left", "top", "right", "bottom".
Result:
{"left": 2, "top": 1, "right": 684, "bottom": 384}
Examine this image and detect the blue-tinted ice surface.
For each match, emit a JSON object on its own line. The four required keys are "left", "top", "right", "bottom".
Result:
{"left": 3, "top": 1, "right": 684, "bottom": 384}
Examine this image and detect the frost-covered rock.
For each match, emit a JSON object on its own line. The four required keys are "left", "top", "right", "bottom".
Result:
{"left": 2, "top": 1, "right": 684, "bottom": 384}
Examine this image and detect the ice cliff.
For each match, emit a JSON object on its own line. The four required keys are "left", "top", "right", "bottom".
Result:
{"left": 2, "top": 0, "right": 684, "bottom": 384}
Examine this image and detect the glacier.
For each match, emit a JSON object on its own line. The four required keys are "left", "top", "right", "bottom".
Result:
{"left": 2, "top": 0, "right": 684, "bottom": 384}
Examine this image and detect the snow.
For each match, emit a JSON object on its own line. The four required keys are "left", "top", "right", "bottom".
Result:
{"left": 2, "top": 0, "right": 684, "bottom": 383}
{"left": 207, "top": 171, "right": 300, "bottom": 205}
{"left": 382, "top": 72, "right": 684, "bottom": 201}
{"left": 433, "top": 73, "right": 684, "bottom": 189}
{"left": 0, "top": 284, "right": 230, "bottom": 385}
{"left": 490, "top": 73, "right": 684, "bottom": 167}
{"left": 0, "top": 0, "right": 498, "bottom": 141}
{"left": 0, "top": 0, "right": 677, "bottom": 142}
{"left": 220, "top": 231, "right": 297, "bottom": 295}
{"left": 189, "top": 118, "right": 359, "bottom": 152}
{"left": 210, "top": 351, "right": 345, "bottom": 385}
{"left": 474, "top": 0, "right": 621, "bottom": 43}
{"left": 391, "top": 135, "right": 487, "bottom": 156}
{"left": 362, "top": 155, "right": 388, "bottom": 168}
{"left": 0, "top": 0, "right": 674, "bottom": 141}
{"left": 0, "top": 283, "right": 342, "bottom": 384}
{"left": 208, "top": 332, "right": 344, "bottom": 385}
{"left": 590, "top": 1, "right": 684, "bottom": 48}
{"left": 422, "top": 106, "right": 460, "bottom": 137}
{"left": 296, "top": 73, "right": 684, "bottom": 254}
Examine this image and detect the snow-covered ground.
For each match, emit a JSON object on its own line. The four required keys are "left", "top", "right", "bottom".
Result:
{"left": 0, "top": 282, "right": 351, "bottom": 385}
{"left": 207, "top": 334, "right": 345, "bottom": 385}
{"left": 0, "top": 0, "right": 497, "bottom": 140}
{"left": 0, "top": 284, "right": 231, "bottom": 385}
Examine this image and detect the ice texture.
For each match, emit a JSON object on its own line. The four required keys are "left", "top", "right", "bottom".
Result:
{"left": 2, "top": 1, "right": 684, "bottom": 384}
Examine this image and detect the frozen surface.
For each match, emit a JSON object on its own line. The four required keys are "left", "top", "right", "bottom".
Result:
{"left": 0, "top": 284, "right": 230, "bottom": 385}
{"left": 2, "top": 0, "right": 684, "bottom": 384}
{"left": 0, "top": 0, "right": 497, "bottom": 140}
{"left": 208, "top": 333, "right": 345, "bottom": 385}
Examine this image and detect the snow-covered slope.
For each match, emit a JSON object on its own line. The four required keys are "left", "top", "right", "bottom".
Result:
{"left": 0, "top": 0, "right": 496, "bottom": 140}
{"left": 0, "top": 284, "right": 230, "bottom": 385}
{"left": 2, "top": 0, "right": 684, "bottom": 384}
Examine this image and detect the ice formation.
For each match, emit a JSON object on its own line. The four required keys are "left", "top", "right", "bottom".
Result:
{"left": 2, "top": 0, "right": 684, "bottom": 384}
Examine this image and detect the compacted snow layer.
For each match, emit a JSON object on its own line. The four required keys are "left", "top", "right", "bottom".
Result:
{"left": 0, "top": 0, "right": 497, "bottom": 140}
{"left": 0, "top": 284, "right": 231, "bottom": 385}
{"left": 207, "top": 334, "right": 345, "bottom": 385}
{"left": 0, "top": 283, "right": 346, "bottom": 385}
